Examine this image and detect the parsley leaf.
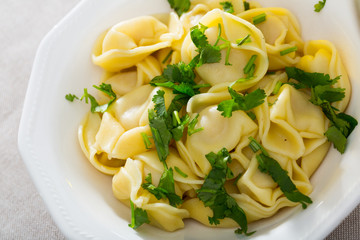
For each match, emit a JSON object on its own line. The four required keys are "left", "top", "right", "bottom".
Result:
{"left": 314, "top": 0, "right": 326, "bottom": 12}
{"left": 249, "top": 137, "right": 313, "bottom": 209}
{"left": 142, "top": 170, "right": 183, "bottom": 207}
{"left": 285, "top": 67, "right": 358, "bottom": 153}
{"left": 190, "top": 23, "right": 232, "bottom": 67}
{"left": 243, "top": 1, "right": 250, "bottom": 11}
{"left": 285, "top": 67, "right": 338, "bottom": 88}
{"left": 197, "top": 148, "right": 253, "bottom": 235}
{"left": 167, "top": 0, "right": 190, "bottom": 16}
{"left": 188, "top": 114, "right": 203, "bottom": 135}
{"left": 220, "top": 1, "right": 234, "bottom": 13}
{"left": 150, "top": 62, "right": 208, "bottom": 98}
{"left": 141, "top": 132, "right": 152, "bottom": 149}
{"left": 128, "top": 200, "right": 150, "bottom": 229}
{"left": 149, "top": 110, "right": 172, "bottom": 164}
{"left": 236, "top": 34, "right": 251, "bottom": 46}
{"left": 65, "top": 93, "right": 78, "bottom": 102}
{"left": 67, "top": 83, "right": 117, "bottom": 113}
{"left": 174, "top": 166, "right": 188, "bottom": 178}
{"left": 217, "top": 87, "right": 266, "bottom": 117}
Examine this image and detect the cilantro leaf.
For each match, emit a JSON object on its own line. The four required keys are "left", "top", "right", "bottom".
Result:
{"left": 128, "top": 200, "right": 150, "bottom": 229}
{"left": 198, "top": 45, "right": 222, "bottom": 65}
{"left": 190, "top": 24, "right": 230, "bottom": 67}
{"left": 310, "top": 85, "right": 345, "bottom": 105}
{"left": 285, "top": 67, "right": 357, "bottom": 153}
{"left": 188, "top": 114, "right": 204, "bottom": 136}
{"left": 171, "top": 112, "right": 190, "bottom": 141}
{"left": 217, "top": 88, "right": 266, "bottom": 117}
{"left": 249, "top": 137, "right": 313, "bottom": 209}
{"left": 141, "top": 132, "right": 152, "bottom": 149}
{"left": 190, "top": 24, "right": 209, "bottom": 49}
{"left": 65, "top": 93, "right": 78, "bottom": 102}
{"left": 243, "top": 1, "right": 250, "bottom": 11}
{"left": 142, "top": 169, "right": 183, "bottom": 207}
{"left": 174, "top": 166, "right": 188, "bottom": 178}
{"left": 197, "top": 148, "right": 253, "bottom": 235}
{"left": 167, "top": 0, "right": 190, "bottom": 16}
{"left": 285, "top": 67, "right": 338, "bottom": 88}
{"left": 220, "top": 1, "right": 234, "bottom": 13}
{"left": 150, "top": 62, "right": 206, "bottom": 98}
{"left": 152, "top": 90, "right": 167, "bottom": 118}
{"left": 148, "top": 92, "right": 172, "bottom": 164}
{"left": 325, "top": 125, "right": 347, "bottom": 153}
{"left": 68, "top": 83, "right": 117, "bottom": 113}
{"left": 314, "top": 0, "right": 326, "bottom": 12}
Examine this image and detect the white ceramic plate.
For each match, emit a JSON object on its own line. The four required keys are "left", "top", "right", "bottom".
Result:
{"left": 18, "top": 0, "right": 360, "bottom": 239}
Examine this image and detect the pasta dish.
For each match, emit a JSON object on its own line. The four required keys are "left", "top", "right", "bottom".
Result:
{"left": 66, "top": 0, "right": 357, "bottom": 235}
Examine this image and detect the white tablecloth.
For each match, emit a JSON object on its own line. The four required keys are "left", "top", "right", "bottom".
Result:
{"left": 0, "top": 0, "right": 359, "bottom": 239}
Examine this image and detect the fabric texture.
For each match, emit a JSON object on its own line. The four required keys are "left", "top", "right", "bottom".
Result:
{"left": 0, "top": 0, "right": 358, "bottom": 239}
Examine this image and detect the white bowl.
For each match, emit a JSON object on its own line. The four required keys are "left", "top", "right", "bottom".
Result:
{"left": 18, "top": 0, "right": 360, "bottom": 239}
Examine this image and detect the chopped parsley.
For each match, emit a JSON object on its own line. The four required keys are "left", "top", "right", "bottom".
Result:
{"left": 65, "top": 83, "right": 117, "bottom": 113}
{"left": 217, "top": 87, "right": 266, "bottom": 118}
{"left": 252, "top": 13, "right": 266, "bottom": 25}
{"left": 65, "top": 93, "right": 78, "bottom": 102}
{"left": 314, "top": 0, "right": 326, "bottom": 12}
{"left": 236, "top": 34, "right": 251, "bottom": 46}
{"left": 285, "top": 67, "right": 358, "bottom": 153}
{"left": 243, "top": 55, "right": 257, "bottom": 78}
{"left": 167, "top": 0, "right": 190, "bottom": 16}
{"left": 141, "top": 132, "right": 152, "bottom": 149}
{"left": 142, "top": 170, "right": 183, "bottom": 207}
{"left": 174, "top": 166, "right": 188, "bottom": 178}
{"left": 280, "top": 46, "right": 298, "bottom": 56}
{"left": 272, "top": 80, "right": 283, "bottom": 95}
{"left": 190, "top": 23, "right": 233, "bottom": 67}
{"left": 220, "top": 1, "right": 234, "bottom": 13}
{"left": 162, "top": 49, "right": 174, "bottom": 64}
{"left": 249, "top": 137, "right": 313, "bottom": 209}
{"left": 148, "top": 91, "right": 173, "bottom": 165}
{"left": 128, "top": 200, "right": 150, "bottom": 229}
{"left": 150, "top": 62, "right": 208, "bottom": 98}
{"left": 197, "top": 148, "right": 254, "bottom": 235}
{"left": 243, "top": 1, "right": 250, "bottom": 11}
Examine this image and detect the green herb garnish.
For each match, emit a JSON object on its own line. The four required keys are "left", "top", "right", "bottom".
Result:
{"left": 141, "top": 132, "right": 152, "bottom": 149}
{"left": 236, "top": 34, "right": 251, "bottom": 46}
{"left": 66, "top": 83, "right": 117, "bottom": 113}
{"left": 285, "top": 67, "right": 358, "bottom": 153}
{"left": 197, "top": 148, "right": 254, "bottom": 235}
{"left": 190, "top": 23, "right": 233, "bottom": 67}
{"left": 65, "top": 93, "right": 78, "bottom": 102}
{"left": 243, "top": 55, "right": 257, "bottom": 78}
{"left": 248, "top": 137, "right": 313, "bottom": 209}
{"left": 252, "top": 13, "right": 266, "bottom": 25}
{"left": 162, "top": 49, "right": 174, "bottom": 64}
{"left": 272, "top": 80, "right": 283, "bottom": 95}
{"left": 280, "top": 46, "right": 298, "bottom": 56}
{"left": 217, "top": 87, "right": 266, "bottom": 118}
{"left": 243, "top": 1, "right": 250, "bottom": 11}
{"left": 174, "top": 166, "right": 188, "bottom": 178}
{"left": 167, "top": 0, "right": 190, "bottom": 16}
{"left": 220, "top": 1, "right": 234, "bottom": 13}
{"left": 314, "top": 0, "right": 326, "bottom": 12}
{"left": 142, "top": 170, "right": 183, "bottom": 207}
{"left": 128, "top": 200, "right": 150, "bottom": 229}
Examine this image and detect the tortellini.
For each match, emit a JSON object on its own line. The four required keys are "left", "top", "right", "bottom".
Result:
{"left": 93, "top": 14, "right": 183, "bottom": 72}
{"left": 181, "top": 9, "right": 268, "bottom": 92}
{"left": 77, "top": 0, "right": 353, "bottom": 234}
{"left": 238, "top": 8, "right": 304, "bottom": 70}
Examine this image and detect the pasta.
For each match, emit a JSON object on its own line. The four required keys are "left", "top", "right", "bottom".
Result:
{"left": 75, "top": 0, "right": 356, "bottom": 234}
